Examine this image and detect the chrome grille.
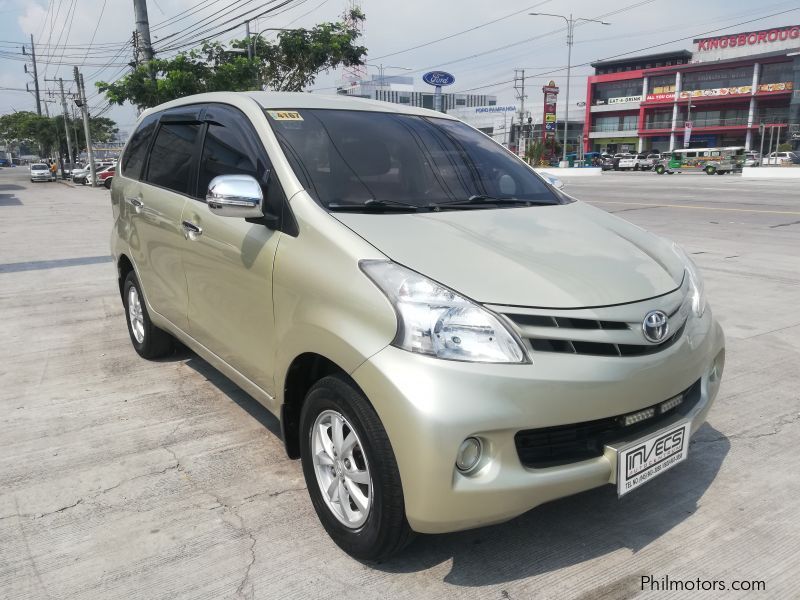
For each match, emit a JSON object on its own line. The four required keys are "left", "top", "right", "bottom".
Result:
{"left": 500, "top": 293, "right": 690, "bottom": 358}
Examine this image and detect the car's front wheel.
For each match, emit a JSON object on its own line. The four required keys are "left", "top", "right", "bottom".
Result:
{"left": 300, "top": 375, "right": 413, "bottom": 561}
{"left": 122, "top": 271, "right": 174, "bottom": 359}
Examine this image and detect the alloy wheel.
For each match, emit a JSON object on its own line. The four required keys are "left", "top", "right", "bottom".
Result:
{"left": 311, "top": 409, "right": 372, "bottom": 529}
{"left": 128, "top": 286, "right": 145, "bottom": 344}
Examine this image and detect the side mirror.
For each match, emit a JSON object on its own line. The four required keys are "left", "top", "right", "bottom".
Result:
{"left": 542, "top": 174, "right": 565, "bottom": 190}
{"left": 206, "top": 174, "right": 265, "bottom": 219}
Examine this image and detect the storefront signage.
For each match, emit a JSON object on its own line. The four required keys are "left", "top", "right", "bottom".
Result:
{"left": 422, "top": 71, "right": 455, "bottom": 86}
{"left": 645, "top": 92, "right": 676, "bottom": 102}
{"left": 607, "top": 95, "right": 643, "bottom": 104}
{"left": 474, "top": 105, "right": 517, "bottom": 113}
{"left": 679, "top": 86, "right": 752, "bottom": 99}
{"left": 757, "top": 82, "right": 794, "bottom": 93}
{"left": 696, "top": 25, "right": 800, "bottom": 52}
{"left": 541, "top": 80, "right": 559, "bottom": 144}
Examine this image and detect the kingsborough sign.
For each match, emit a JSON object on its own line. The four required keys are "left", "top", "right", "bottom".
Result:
{"left": 694, "top": 25, "right": 800, "bottom": 62}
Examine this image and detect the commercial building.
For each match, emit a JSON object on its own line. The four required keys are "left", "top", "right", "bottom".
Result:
{"left": 337, "top": 75, "right": 497, "bottom": 112}
{"left": 584, "top": 24, "right": 800, "bottom": 153}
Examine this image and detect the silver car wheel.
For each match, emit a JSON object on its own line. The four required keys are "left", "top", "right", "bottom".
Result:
{"left": 311, "top": 409, "right": 372, "bottom": 529}
{"left": 128, "top": 286, "right": 145, "bottom": 344}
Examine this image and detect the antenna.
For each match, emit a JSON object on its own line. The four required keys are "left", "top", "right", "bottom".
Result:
{"left": 341, "top": 0, "right": 367, "bottom": 83}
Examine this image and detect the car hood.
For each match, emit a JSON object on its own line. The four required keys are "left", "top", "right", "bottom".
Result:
{"left": 334, "top": 201, "right": 685, "bottom": 308}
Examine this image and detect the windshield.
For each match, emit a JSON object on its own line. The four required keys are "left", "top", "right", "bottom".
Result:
{"left": 31, "top": 164, "right": 48, "bottom": 170}
{"left": 267, "top": 109, "right": 559, "bottom": 210}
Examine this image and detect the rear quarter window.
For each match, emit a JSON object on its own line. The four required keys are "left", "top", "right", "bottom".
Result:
{"left": 121, "top": 114, "right": 158, "bottom": 180}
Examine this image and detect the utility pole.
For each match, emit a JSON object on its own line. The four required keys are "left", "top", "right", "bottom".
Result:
{"left": 133, "top": 0, "right": 154, "bottom": 62}
{"left": 22, "top": 34, "right": 42, "bottom": 115}
{"left": 74, "top": 66, "right": 98, "bottom": 187}
{"left": 513, "top": 69, "right": 526, "bottom": 158}
{"left": 46, "top": 77, "right": 75, "bottom": 166}
{"left": 245, "top": 20, "right": 253, "bottom": 59}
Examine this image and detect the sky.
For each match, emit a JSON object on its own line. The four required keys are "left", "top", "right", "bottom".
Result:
{"left": 0, "top": 0, "right": 798, "bottom": 137}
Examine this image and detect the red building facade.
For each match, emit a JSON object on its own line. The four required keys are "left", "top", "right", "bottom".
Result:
{"left": 584, "top": 25, "right": 800, "bottom": 154}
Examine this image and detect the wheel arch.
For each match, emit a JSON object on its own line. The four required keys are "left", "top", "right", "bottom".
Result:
{"left": 281, "top": 352, "right": 355, "bottom": 459}
{"left": 117, "top": 253, "right": 134, "bottom": 297}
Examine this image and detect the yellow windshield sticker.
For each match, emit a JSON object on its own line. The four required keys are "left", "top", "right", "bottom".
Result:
{"left": 267, "top": 110, "right": 303, "bottom": 121}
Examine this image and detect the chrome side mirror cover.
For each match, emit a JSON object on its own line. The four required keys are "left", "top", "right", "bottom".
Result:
{"left": 542, "top": 174, "right": 565, "bottom": 190}
{"left": 206, "top": 174, "right": 265, "bottom": 219}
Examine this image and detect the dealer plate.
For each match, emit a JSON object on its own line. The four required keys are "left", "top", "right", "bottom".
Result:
{"left": 617, "top": 421, "right": 691, "bottom": 496}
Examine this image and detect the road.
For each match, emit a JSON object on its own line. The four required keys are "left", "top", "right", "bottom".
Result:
{"left": 1, "top": 168, "right": 798, "bottom": 599}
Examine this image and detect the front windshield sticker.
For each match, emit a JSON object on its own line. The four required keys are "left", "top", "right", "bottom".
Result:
{"left": 267, "top": 110, "right": 303, "bottom": 121}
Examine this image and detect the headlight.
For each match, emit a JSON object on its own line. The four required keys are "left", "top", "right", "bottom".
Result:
{"left": 673, "top": 243, "right": 707, "bottom": 317}
{"left": 360, "top": 260, "right": 528, "bottom": 363}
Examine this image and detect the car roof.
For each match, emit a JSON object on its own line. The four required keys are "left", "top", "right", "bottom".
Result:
{"left": 140, "top": 91, "right": 457, "bottom": 121}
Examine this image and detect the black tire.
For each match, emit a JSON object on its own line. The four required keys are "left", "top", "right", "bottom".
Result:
{"left": 655, "top": 165, "right": 665, "bottom": 175}
{"left": 104, "top": 177, "right": 113, "bottom": 189}
{"left": 300, "top": 375, "right": 414, "bottom": 562}
{"left": 705, "top": 166, "right": 716, "bottom": 175}
{"left": 122, "top": 271, "right": 174, "bottom": 359}
{"left": 716, "top": 170, "right": 725, "bottom": 175}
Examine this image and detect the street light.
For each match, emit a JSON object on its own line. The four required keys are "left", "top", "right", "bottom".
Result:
{"left": 365, "top": 63, "right": 413, "bottom": 88}
{"left": 530, "top": 12, "right": 610, "bottom": 166}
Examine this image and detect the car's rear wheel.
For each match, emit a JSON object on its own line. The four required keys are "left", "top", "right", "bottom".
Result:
{"left": 300, "top": 375, "right": 413, "bottom": 561}
{"left": 655, "top": 165, "right": 665, "bottom": 175}
{"left": 705, "top": 166, "right": 716, "bottom": 175}
{"left": 104, "top": 177, "right": 113, "bottom": 189}
{"left": 122, "top": 271, "right": 174, "bottom": 359}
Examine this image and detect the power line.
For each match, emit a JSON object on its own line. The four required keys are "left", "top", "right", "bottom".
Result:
{"left": 371, "top": 1, "right": 553, "bottom": 61}
{"left": 154, "top": 0, "right": 275, "bottom": 49}
{"left": 80, "top": 0, "right": 109, "bottom": 67}
{"left": 454, "top": 6, "right": 800, "bottom": 94}
{"left": 154, "top": 0, "right": 302, "bottom": 53}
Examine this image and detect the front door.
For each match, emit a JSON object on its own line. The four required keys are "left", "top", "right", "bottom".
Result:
{"left": 129, "top": 110, "right": 202, "bottom": 330}
{"left": 181, "top": 104, "right": 283, "bottom": 397}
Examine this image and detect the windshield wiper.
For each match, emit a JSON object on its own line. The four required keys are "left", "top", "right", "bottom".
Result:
{"left": 434, "top": 195, "right": 554, "bottom": 208}
{"left": 326, "top": 198, "right": 432, "bottom": 212}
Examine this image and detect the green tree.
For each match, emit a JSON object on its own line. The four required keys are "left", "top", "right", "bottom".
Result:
{"left": 98, "top": 10, "right": 367, "bottom": 109}
{"left": 0, "top": 111, "right": 118, "bottom": 158}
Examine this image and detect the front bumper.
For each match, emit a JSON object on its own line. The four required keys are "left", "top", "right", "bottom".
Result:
{"left": 351, "top": 308, "right": 725, "bottom": 534}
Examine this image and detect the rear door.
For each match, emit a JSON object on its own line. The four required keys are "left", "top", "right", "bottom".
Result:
{"left": 180, "top": 103, "right": 284, "bottom": 396}
{"left": 128, "top": 107, "right": 203, "bottom": 331}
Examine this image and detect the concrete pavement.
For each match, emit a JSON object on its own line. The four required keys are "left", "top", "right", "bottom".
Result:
{"left": 1, "top": 167, "right": 798, "bottom": 599}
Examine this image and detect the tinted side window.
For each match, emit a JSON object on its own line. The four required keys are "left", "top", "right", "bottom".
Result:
{"left": 146, "top": 123, "right": 201, "bottom": 195}
{"left": 197, "top": 105, "right": 268, "bottom": 197}
{"left": 121, "top": 114, "right": 158, "bottom": 180}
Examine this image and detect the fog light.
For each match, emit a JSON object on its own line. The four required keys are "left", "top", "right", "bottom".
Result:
{"left": 622, "top": 407, "right": 656, "bottom": 427}
{"left": 660, "top": 394, "right": 684, "bottom": 413}
{"left": 456, "top": 437, "right": 482, "bottom": 473}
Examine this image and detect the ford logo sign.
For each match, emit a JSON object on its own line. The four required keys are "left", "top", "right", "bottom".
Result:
{"left": 422, "top": 71, "right": 455, "bottom": 87}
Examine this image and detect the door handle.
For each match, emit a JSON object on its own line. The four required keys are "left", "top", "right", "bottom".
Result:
{"left": 126, "top": 197, "right": 144, "bottom": 213}
{"left": 181, "top": 220, "right": 203, "bottom": 240}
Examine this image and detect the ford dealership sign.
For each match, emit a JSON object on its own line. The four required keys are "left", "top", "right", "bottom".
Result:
{"left": 422, "top": 71, "right": 455, "bottom": 87}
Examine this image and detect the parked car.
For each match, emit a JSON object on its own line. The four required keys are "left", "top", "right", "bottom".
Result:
{"left": 29, "top": 163, "right": 54, "bottom": 182}
{"left": 614, "top": 153, "right": 638, "bottom": 170}
{"left": 111, "top": 92, "right": 725, "bottom": 561}
{"left": 60, "top": 162, "right": 81, "bottom": 179}
{"left": 762, "top": 151, "right": 800, "bottom": 166}
{"left": 744, "top": 152, "right": 760, "bottom": 167}
{"left": 636, "top": 153, "right": 655, "bottom": 170}
{"left": 97, "top": 165, "right": 115, "bottom": 181}
{"left": 72, "top": 166, "right": 91, "bottom": 184}
{"left": 599, "top": 153, "right": 615, "bottom": 170}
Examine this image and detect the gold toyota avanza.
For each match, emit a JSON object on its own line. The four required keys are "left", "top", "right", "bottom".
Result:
{"left": 111, "top": 92, "right": 725, "bottom": 560}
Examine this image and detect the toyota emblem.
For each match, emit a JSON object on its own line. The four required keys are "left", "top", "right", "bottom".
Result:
{"left": 642, "top": 310, "right": 669, "bottom": 343}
